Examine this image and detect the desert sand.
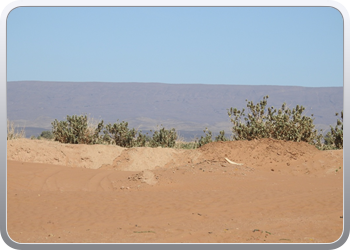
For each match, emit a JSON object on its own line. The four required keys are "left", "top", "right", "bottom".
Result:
{"left": 7, "top": 138, "right": 343, "bottom": 243}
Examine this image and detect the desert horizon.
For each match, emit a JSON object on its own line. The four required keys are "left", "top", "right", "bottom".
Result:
{"left": 7, "top": 81, "right": 343, "bottom": 141}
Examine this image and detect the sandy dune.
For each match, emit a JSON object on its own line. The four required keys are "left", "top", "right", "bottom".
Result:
{"left": 7, "top": 138, "right": 343, "bottom": 243}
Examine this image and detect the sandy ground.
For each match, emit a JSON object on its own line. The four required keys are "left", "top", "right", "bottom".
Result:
{"left": 7, "top": 138, "right": 343, "bottom": 243}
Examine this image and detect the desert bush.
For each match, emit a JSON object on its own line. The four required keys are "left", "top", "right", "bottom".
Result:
{"left": 38, "top": 130, "right": 54, "bottom": 140}
{"left": 149, "top": 126, "right": 177, "bottom": 148}
{"left": 49, "top": 100, "right": 341, "bottom": 150}
{"left": 323, "top": 111, "right": 343, "bottom": 149}
{"left": 103, "top": 120, "right": 146, "bottom": 147}
{"left": 51, "top": 115, "right": 104, "bottom": 144}
{"left": 198, "top": 128, "right": 213, "bottom": 147}
{"left": 196, "top": 129, "right": 229, "bottom": 147}
{"left": 7, "top": 119, "right": 25, "bottom": 140}
{"left": 175, "top": 141, "right": 200, "bottom": 149}
{"left": 215, "top": 130, "right": 228, "bottom": 142}
{"left": 227, "top": 95, "right": 322, "bottom": 145}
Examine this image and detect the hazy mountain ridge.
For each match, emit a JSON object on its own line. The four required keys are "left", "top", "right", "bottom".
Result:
{"left": 7, "top": 81, "right": 343, "bottom": 140}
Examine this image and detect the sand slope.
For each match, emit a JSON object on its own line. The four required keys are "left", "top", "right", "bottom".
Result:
{"left": 7, "top": 138, "right": 343, "bottom": 243}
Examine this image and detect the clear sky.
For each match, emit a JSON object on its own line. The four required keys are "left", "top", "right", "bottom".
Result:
{"left": 7, "top": 7, "right": 343, "bottom": 87}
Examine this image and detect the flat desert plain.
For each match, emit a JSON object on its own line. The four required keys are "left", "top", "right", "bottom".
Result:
{"left": 7, "top": 138, "right": 343, "bottom": 243}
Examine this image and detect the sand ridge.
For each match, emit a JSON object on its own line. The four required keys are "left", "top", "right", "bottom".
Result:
{"left": 7, "top": 138, "right": 342, "bottom": 176}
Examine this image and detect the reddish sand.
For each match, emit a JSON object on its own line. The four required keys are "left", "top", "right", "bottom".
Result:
{"left": 7, "top": 138, "right": 343, "bottom": 243}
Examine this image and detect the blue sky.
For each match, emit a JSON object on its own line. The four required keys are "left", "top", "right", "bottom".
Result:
{"left": 7, "top": 7, "right": 343, "bottom": 87}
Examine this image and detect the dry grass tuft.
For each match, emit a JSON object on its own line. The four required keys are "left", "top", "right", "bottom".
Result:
{"left": 85, "top": 115, "right": 101, "bottom": 136}
{"left": 174, "top": 133, "right": 199, "bottom": 149}
{"left": 7, "top": 119, "right": 25, "bottom": 140}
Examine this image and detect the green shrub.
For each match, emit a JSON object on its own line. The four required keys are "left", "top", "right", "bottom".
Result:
{"left": 38, "top": 130, "right": 54, "bottom": 140}
{"left": 196, "top": 129, "right": 229, "bottom": 147}
{"left": 103, "top": 120, "right": 146, "bottom": 147}
{"left": 149, "top": 126, "right": 177, "bottom": 148}
{"left": 215, "top": 130, "right": 228, "bottom": 142}
{"left": 324, "top": 111, "right": 343, "bottom": 149}
{"left": 227, "top": 95, "right": 322, "bottom": 145}
{"left": 175, "top": 141, "right": 199, "bottom": 149}
{"left": 198, "top": 128, "right": 213, "bottom": 147}
{"left": 51, "top": 115, "right": 104, "bottom": 144}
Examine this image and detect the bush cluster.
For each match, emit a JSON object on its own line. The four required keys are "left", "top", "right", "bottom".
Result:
{"left": 228, "top": 96, "right": 319, "bottom": 142}
{"left": 227, "top": 95, "right": 342, "bottom": 149}
{"left": 51, "top": 115, "right": 180, "bottom": 148}
{"left": 48, "top": 95, "right": 343, "bottom": 150}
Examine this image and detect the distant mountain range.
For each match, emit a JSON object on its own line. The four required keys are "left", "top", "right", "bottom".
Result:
{"left": 7, "top": 81, "right": 343, "bottom": 140}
